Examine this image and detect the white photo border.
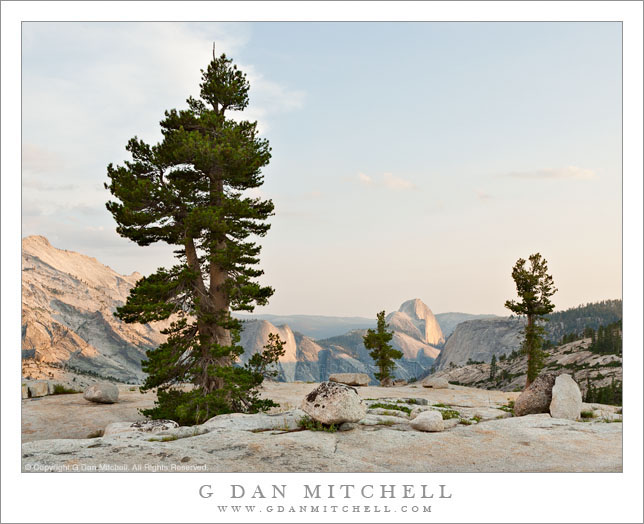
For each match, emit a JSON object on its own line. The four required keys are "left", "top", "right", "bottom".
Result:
{"left": 2, "top": 2, "right": 642, "bottom": 523}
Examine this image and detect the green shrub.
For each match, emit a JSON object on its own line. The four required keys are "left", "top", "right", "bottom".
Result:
{"left": 140, "top": 383, "right": 280, "bottom": 426}
{"left": 439, "top": 409, "right": 460, "bottom": 420}
{"left": 52, "top": 384, "right": 81, "bottom": 395}
{"left": 459, "top": 418, "right": 472, "bottom": 425}
{"left": 297, "top": 416, "right": 338, "bottom": 433}
{"left": 370, "top": 402, "right": 411, "bottom": 414}
{"left": 580, "top": 410, "right": 595, "bottom": 419}
{"left": 498, "top": 400, "right": 515, "bottom": 414}
{"left": 148, "top": 434, "right": 179, "bottom": 442}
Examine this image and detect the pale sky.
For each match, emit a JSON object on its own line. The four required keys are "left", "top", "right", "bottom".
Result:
{"left": 22, "top": 22, "right": 622, "bottom": 317}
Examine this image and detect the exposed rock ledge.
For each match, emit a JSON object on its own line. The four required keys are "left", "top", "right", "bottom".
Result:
{"left": 21, "top": 414, "right": 622, "bottom": 473}
{"left": 21, "top": 383, "right": 622, "bottom": 473}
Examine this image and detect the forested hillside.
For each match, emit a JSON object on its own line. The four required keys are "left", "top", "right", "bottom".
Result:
{"left": 544, "top": 299, "right": 622, "bottom": 343}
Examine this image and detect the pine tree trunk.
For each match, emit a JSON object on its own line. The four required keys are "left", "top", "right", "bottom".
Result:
{"left": 525, "top": 314, "right": 534, "bottom": 389}
{"left": 209, "top": 247, "right": 232, "bottom": 391}
{"left": 207, "top": 174, "right": 232, "bottom": 392}
{"left": 184, "top": 234, "right": 232, "bottom": 394}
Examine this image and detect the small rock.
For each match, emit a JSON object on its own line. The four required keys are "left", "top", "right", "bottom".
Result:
{"left": 421, "top": 377, "right": 449, "bottom": 389}
{"left": 410, "top": 410, "right": 444, "bottom": 432}
{"left": 22, "top": 384, "right": 29, "bottom": 399}
{"left": 338, "top": 422, "right": 357, "bottom": 432}
{"left": 328, "top": 373, "right": 370, "bottom": 387}
{"left": 407, "top": 398, "right": 429, "bottom": 405}
{"left": 393, "top": 379, "right": 407, "bottom": 386}
{"left": 514, "top": 373, "right": 556, "bottom": 416}
{"left": 301, "top": 381, "right": 367, "bottom": 425}
{"left": 409, "top": 406, "right": 431, "bottom": 419}
{"left": 83, "top": 383, "right": 119, "bottom": 404}
{"left": 549, "top": 374, "right": 582, "bottom": 420}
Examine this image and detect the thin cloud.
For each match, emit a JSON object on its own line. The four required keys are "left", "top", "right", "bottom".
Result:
{"left": 22, "top": 22, "right": 306, "bottom": 245}
{"left": 383, "top": 172, "right": 416, "bottom": 190}
{"left": 230, "top": 63, "right": 306, "bottom": 134}
{"left": 356, "top": 172, "right": 416, "bottom": 190}
{"left": 475, "top": 189, "right": 492, "bottom": 201}
{"left": 22, "top": 143, "right": 65, "bottom": 174}
{"left": 302, "top": 190, "right": 323, "bottom": 199}
{"left": 23, "top": 179, "right": 77, "bottom": 191}
{"left": 506, "top": 166, "right": 597, "bottom": 180}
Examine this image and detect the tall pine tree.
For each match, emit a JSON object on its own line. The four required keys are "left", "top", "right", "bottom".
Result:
{"left": 505, "top": 253, "right": 557, "bottom": 388}
{"left": 363, "top": 311, "right": 402, "bottom": 386}
{"left": 105, "top": 51, "right": 279, "bottom": 425}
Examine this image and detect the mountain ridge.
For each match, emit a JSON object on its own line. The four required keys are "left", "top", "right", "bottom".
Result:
{"left": 21, "top": 236, "right": 445, "bottom": 384}
{"left": 23, "top": 236, "right": 619, "bottom": 386}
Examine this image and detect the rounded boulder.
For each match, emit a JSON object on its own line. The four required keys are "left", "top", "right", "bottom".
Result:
{"left": 549, "top": 374, "right": 582, "bottom": 420}
{"left": 83, "top": 383, "right": 119, "bottom": 404}
{"left": 421, "top": 377, "right": 449, "bottom": 389}
{"left": 301, "top": 381, "right": 367, "bottom": 425}
{"left": 514, "top": 373, "right": 556, "bottom": 416}
{"left": 410, "top": 410, "right": 445, "bottom": 432}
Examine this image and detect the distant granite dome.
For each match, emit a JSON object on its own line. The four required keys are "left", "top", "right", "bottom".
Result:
{"left": 387, "top": 298, "right": 445, "bottom": 346}
{"left": 238, "top": 319, "right": 300, "bottom": 381}
{"left": 434, "top": 317, "right": 525, "bottom": 370}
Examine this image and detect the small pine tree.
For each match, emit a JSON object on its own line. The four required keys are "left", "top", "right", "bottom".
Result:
{"left": 363, "top": 311, "right": 402, "bottom": 386}
{"left": 489, "top": 354, "right": 497, "bottom": 380}
{"left": 585, "top": 376, "right": 592, "bottom": 397}
{"left": 505, "top": 253, "right": 557, "bottom": 388}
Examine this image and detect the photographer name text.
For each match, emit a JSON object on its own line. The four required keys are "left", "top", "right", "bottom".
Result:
{"left": 199, "top": 483, "right": 452, "bottom": 500}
